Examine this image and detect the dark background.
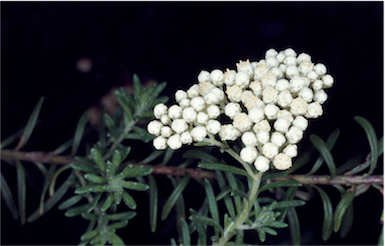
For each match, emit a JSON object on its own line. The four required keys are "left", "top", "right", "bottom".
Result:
{"left": 1, "top": 2, "right": 383, "bottom": 245}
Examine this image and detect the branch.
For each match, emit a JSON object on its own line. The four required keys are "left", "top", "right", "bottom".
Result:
{"left": 271, "top": 174, "right": 383, "bottom": 185}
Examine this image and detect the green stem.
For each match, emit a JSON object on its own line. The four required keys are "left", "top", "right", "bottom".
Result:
{"left": 104, "top": 121, "right": 135, "bottom": 160}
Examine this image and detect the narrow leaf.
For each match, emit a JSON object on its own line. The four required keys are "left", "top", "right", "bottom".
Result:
{"left": 204, "top": 179, "right": 220, "bottom": 237}
{"left": 133, "top": 74, "right": 142, "bottom": 97}
{"left": 142, "top": 150, "right": 164, "bottom": 164}
{"left": 108, "top": 220, "right": 129, "bottom": 229}
{"left": 122, "top": 190, "right": 137, "bottom": 210}
{"left": 258, "top": 180, "right": 302, "bottom": 194}
{"left": 118, "top": 165, "right": 143, "bottom": 179}
{"left": 216, "top": 171, "right": 235, "bottom": 219}
{"left": 115, "top": 90, "right": 133, "bottom": 122}
{"left": 90, "top": 148, "right": 105, "bottom": 172}
{"left": 334, "top": 189, "right": 355, "bottom": 232}
{"left": 99, "top": 108, "right": 106, "bottom": 149}
{"left": 340, "top": 203, "right": 354, "bottom": 238}
{"left": 64, "top": 203, "right": 90, "bottom": 217}
{"left": 109, "top": 232, "right": 125, "bottom": 245}
{"left": 180, "top": 217, "right": 191, "bottom": 246}
{"left": 148, "top": 175, "right": 158, "bottom": 233}
{"left": 87, "top": 193, "right": 102, "bottom": 213}
{"left": 225, "top": 172, "right": 242, "bottom": 215}
{"left": 287, "top": 207, "right": 301, "bottom": 246}
{"left": 189, "top": 215, "right": 223, "bottom": 234}
{"left": 58, "top": 194, "right": 84, "bottom": 210}
{"left": 71, "top": 110, "right": 89, "bottom": 156}
{"left": 1, "top": 172, "right": 19, "bottom": 219}
{"left": 16, "top": 161, "right": 26, "bottom": 224}
{"left": 160, "top": 148, "right": 174, "bottom": 166}
{"left": 310, "top": 134, "right": 336, "bottom": 178}
{"left": 311, "top": 185, "right": 333, "bottom": 241}
{"left": 107, "top": 211, "right": 136, "bottom": 221}
{"left": 198, "top": 163, "right": 249, "bottom": 177}
{"left": 273, "top": 200, "right": 306, "bottom": 209}
{"left": 80, "top": 229, "right": 98, "bottom": 241}
{"left": 101, "top": 192, "right": 114, "bottom": 212}
{"left": 0, "top": 126, "right": 25, "bottom": 149}
{"left": 84, "top": 173, "right": 107, "bottom": 184}
{"left": 161, "top": 175, "right": 190, "bottom": 220}
{"left": 182, "top": 149, "right": 218, "bottom": 163}
{"left": 121, "top": 181, "right": 149, "bottom": 191}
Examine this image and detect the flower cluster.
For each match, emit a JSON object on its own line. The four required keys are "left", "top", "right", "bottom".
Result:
{"left": 147, "top": 48, "right": 334, "bottom": 172}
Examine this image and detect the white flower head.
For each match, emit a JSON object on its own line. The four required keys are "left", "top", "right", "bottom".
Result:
{"left": 224, "top": 69, "right": 237, "bottom": 86}
{"left": 277, "top": 90, "right": 293, "bottom": 108}
{"left": 313, "top": 63, "right": 327, "bottom": 76}
{"left": 322, "top": 74, "right": 334, "bottom": 88}
{"left": 190, "top": 96, "right": 206, "bottom": 112}
{"left": 266, "top": 57, "right": 279, "bottom": 68}
{"left": 248, "top": 107, "right": 265, "bottom": 123}
{"left": 167, "top": 134, "right": 182, "bottom": 150}
{"left": 180, "top": 131, "right": 193, "bottom": 145}
{"left": 191, "top": 126, "right": 207, "bottom": 142}
{"left": 160, "top": 114, "right": 171, "bottom": 125}
{"left": 283, "top": 144, "right": 298, "bottom": 158}
{"left": 265, "top": 48, "right": 278, "bottom": 58}
{"left": 179, "top": 98, "right": 190, "bottom": 108}
{"left": 226, "top": 84, "right": 243, "bottom": 102}
{"left": 182, "top": 107, "right": 197, "bottom": 123}
{"left": 196, "top": 111, "right": 209, "bottom": 125}
{"left": 206, "top": 120, "right": 221, "bottom": 134}
{"left": 292, "top": 116, "right": 308, "bottom": 131}
{"left": 207, "top": 105, "right": 220, "bottom": 119}
{"left": 253, "top": 119, "right": 271, "bottom": 132}
{"left": 262, "top": 142, "right": 279, "bottom": 159}
{"left": 161, "top": 126, "right": 173, "bottom": 138}
{"left": 314, "top": 89, "right": 328, "bottom": 104}
{"left": 297, "top": 53, "right": 312, "bottom": 64}
{"left": 240, "top": 146, "right": 258, "bottom": 163}
{"left": 276, "top": 51, "right": 286, "bottom": 63}
{"left": 147, "top": 120, "right": 163, "bottom": 136}
{"left": 235, "top": 72, "right": 250, "bottom": 88}
{"left": 312, "top": 79, "right": 324, "bottom": 91}
{"left": 286, "top": 65, "right": 299, "bottom": 79}
{"left": 306, "top": 70, "right": 318, "bottom": 82}
{"left": 153, "top": 136, "right": 167, "bottom": 150}
{"left": 261, "top": 72, "right": 277, "bottom": 87}
{"left": 284, "top": 48, "right": 297, "bottom": 57}
{"left": 285, "top": 126, "right": 303, "bottom": 144}
{"left": 241, "top": 131, "right": 258, "bottom": 147}
{"left": 275, "top": 79, "right": 290, "bottom": 92}
{"left": 273, "top": 153, "right": 292, "bottom": 170}
{"left": 262, "top": 86, "right": 278, "bottom": 104}
{"left": 220, "top": 124, "right": 241, "bottom": 141}
{"left": 289, "top": 76, "right": 305, "bottom": 93}
{"left": 197, "top": 70, "right": 211, "bottom": 83}
{"left": 198, "top": 81, "right": 215, "bottom": 96}
{"left": 175, "top": 90, "right": 187, "bottom": 103}
{"left": 256, "top": 130, "right": 270, "bottom": 144}
{"left": 205, "top": 87, "right": 224, "bottom": 105}
{"left": 298, "top": 61, "right": 314, "bottom": 75}
{"left": 284, "top": 56, "right": 297, "bottom": 66}
{"left": 154, "top": 103, "right": 168, "bottom": 119}
{"left": 254, "top": 62, "right": 269, "bottom": 80}
{"left": 168, "top": 105, "right": 183, "bottom": 119}
{"left": 290, "top": 97, "right": 308, "bottom": 116}
{"left": 277, "top": 109, "right": 294, "bottom": 122}
{"left": 210, "top": 69, "right": 224, "bottom": 86}
{"left": 271, "top": 132, "right": 286, "bottom": 147}
{"left": 225, "top": 102, "right": 242, "bottom": 119}
{"left": 298, "top": 87, "right": 314, "bottom": 102}
{"left": 171, "top": 118, "right": 188, "bottom": 134}
{"left": 187, "top": 84, "right": 200, "bottom": 98}
{"left": 264, "top": 104, "right": 279, "bottom": 120}
{"left": 305, "top": 102, "right": 323, "bottom": 118}
{"left": 274, "top": 117, "right": 291, "bottom": 133}
{"left": 254, "top": 156, "right": 270, "bottom": 172}
{"left": 233, "top": 113, "right": 253, "bottom": 132}
{"left": 236, "top": 60, "right": 254, "bottom": 78}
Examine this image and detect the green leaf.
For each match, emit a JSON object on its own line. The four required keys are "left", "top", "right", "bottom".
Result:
{"left": 256, "top": 227, "right": 266, "bottom": 242}
{"left": 109, "top": 232, "right": 125, "bottom": 245}
{"left": 126, "top": 126, "right": 155, "bottom": 143}
{"left": 262, "top": 226, "right": 278, "bottom": 235}
{"left": 64, "top": 203, "right": 90, "bottom": 217}
{"left": 161, "top": 148, "right": 174, "bottom": 166}
{"left": 287, "top": 207, "right": 300, "bottom": 246}
{"left": 336, "top": 156, "right": 364, "bottom": 175}
{"left": 104, "top": 113, "right": 119, "bottom": 138}
{"left": 216, "top": 171, "right": 235, "bottom": 219}
{"left": 107, "top": 211, "right": 136, "bottom": 221}
{"left": 80, "top": 229, "right": 98, "bottom": 241}
{"left": 87, "top": 193, "right": 102, "bottom": 213}
{"left": 84, "top": 173, "right": 108, "bottom": 184}
{"left": 0, "top": 126, "right": 25, "bottom": 149}
{"left": 16, "top": 161, "right": 26, "bottom": 224}
{"left": 133, "top": 74, "right": 142, "bottom": 97}
{"left": 118, "top": 145, "right": 131, "bottom": 162}
{"left": 90, "top": 148, "right": 106, "bottom": 172}
{"left": 225, "top": 172, "right": 242, "bottom": 215}
{"left": 334, "top": 189, "right": 355, "bottom": 232}
{"left": 180, "top": 217, "right": 191, "bottom": 246}
{"left": 354, "top": 116, "right": 379, "bottom": 177}
{"left": 1, "top": 172, "right": 19, "bottom": 219}
{"left": 161, "top": 175, "right": 190, "bottom": 220}
{"left": 272, "top": 200, "right": 306, "bottom": 209}
{"left": 142, "top": 150, "right": 164, "bottom": 164}
{"left": 266, "top": 221, "right": 288, "bottom": 228}
{"left": 235, "top": 229, "right": 244, "bottom": 245}
{"left": 121, "top": 181, "right": 149, "bottom": 191}
{"left": 81, "top": 212, "right": 98, "bottom": 221}
{"left": 310, "top": 134, "right": 336, "bottom": 178}
{"left": 204, "top": 179, "right": 220, "bottom": 237}
{"left": 182, "top": 149, "right": 218, "bottom": 163}
{"left": 115, "top": 90, "right": 133, "bottom": 122}
{"left": 189, "top": 209, "right": 207, "bottom": 245}
{"left": 118, "top": 165, "right": 144, "bottom": 179}
{"left": 198, "top": 163, "right": 249, "bottom": 177}
{"left": 258, "top": 180, "right": 302, "bottom": 194}
{"left": 340, "top": 203, "right": 353, "bottom": 238}
{"left": 58, "top": 194, "right": 84, "bottom": 210}
{"left": 101, "top": 193, "right": 114, "bottom": 212}
{"left": 189, "top": 215, "right": 224, "bottom": 234}
{"left": 148, "top": 175, "right": 158, "bottom": 233}
{"left": 99, "top": 109, "right": 107, "bottom": 149}
{"left": 311, "top": 185, "right": 333, "bottom": 241}
{"left": 122, "top": 190, "right": 137, "bottom": 210}
{"left": 75, "top": 185, "right": 109, "bottom": 194}
{"left": 16, "top": 97, "right": 44, "bottom": 150}
{"left": 230, "top": 189, "right": 248, "bottom": 199}
{"left": 71, "top": 110, "right": 89, "bottom": 156}
{"left": 108, "top": 220, "right": 129, "bottom": 229}
{"left": 112, "top": 150, "right": 121, "bottom": 170}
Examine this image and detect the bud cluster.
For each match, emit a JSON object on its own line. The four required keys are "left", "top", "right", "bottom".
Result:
{"left": 147, "top": 47, "right": 334, "bottom": 172}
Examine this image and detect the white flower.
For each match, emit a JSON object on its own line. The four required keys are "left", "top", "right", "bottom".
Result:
{"left": 226, "top": 84, "right": 243, "bottom": 102}
{"left": 241, "top": 131, "right": 258, "bottom": 147}
{"left": 235, "top": 72, "right": 250, "bottom": 88}
{"left": 182, "top": 107, "right": 197, "bottom": 123}
{"left": 206, "top": 120, "right": 221, "bottom": 134}
{"left": 253, "top": 119, "right": 271, "bottom": 132}
{"left": 241, "top": 90, "right": 264, "bottom": 110}
{"left": 277, "top": 110, "right": 294, "bottom": 122}
{"left": 220, "top": 124, "right": 241, "bottom": 141}
{"left": 265, "top": 48, "right": 278, "bottom": 58}
{"left": 197, "top": 70, "right": 211, "bottom": 83}
{"left": 236, "top": 60, "right": 254, "bottom": 78}
{"left": 271, "top": 132, "right": 286, "bottom": 147}
{"left": 290, "top": 97, "right": 308, "bottom": 116}
{"left": 175, "top": 90, "right": 188, "bottom": 103}
{"left": 179, "top": 98, "right": 190, "bottom": 108}
{"left": 277, "top": 90, "right": 293, "bottom": 108}
{"left": 275, "top": 79, "right": 290, "bottom": 91}
{"left": 196, "top": 111, "right": 209, "bottom": 124}
{"left": 225, "top": 102, "right": 242, "bottom": 119}
{"left": 266, "top": 57, "right": 279, "bottom": 68}
{"left": 289, "top": 76, "right": 305, "bottom": 93}
{"left": 254, "top": 62, "right": 269, "bottom": 80}
{"left": 313, "top": 89, "right": 328, "bottom": 104}
{"left": 187, "top": 84, "right": 200, "bottom": 98}
{"left": 153, "top": 136, "right": 167, "bottom": 150}
{"left": 274, "top": 117, "right": 291, "bottom": 133}
{"left": 180, "top": 131, "right": 193, "bottom": 144}
{"left": 262, "top": 86, "right": 278, "bottom": 104}
{"left": 207, "top": 105, "right": 220, "bottom": 119}
{"left": 298, "top": 87, "right": 313, "bottom": 102}
{"left": 298, "top": 61, "right": 314, "bottom": 75}
{"left": 256, "top": 130, "right": 270, "bottom": 144}
{"left": 254, "top": 156, "right": 270, "bottom": 172}
{"left": 284, "top": 56, "right": 297, "bottom": 66}
{"left": 198, "top": 81, "right": 215, "bottom": 96}
{"left": 167, "top": 134, "right": 182, "bottom": 150}
{"left": 205, "top": 87, "right": 224, "bottom": 105}
{"left": 262, "top": 142, "right": 279, "bottom": 159}
{"left": 147, "top": 120, "right": 163, "bottom": 136}
{"left": 297, "top": 53, "right": 312, "bottom": 64}
{"left": 224, "top": 69, "right": 237, "bottom": 86}
{"left": 276, "top": 52, "right": 286, "bottom": 63}
{"left": 233, "top": 113, "right": 252, "bottom": 132}
{"left": 306, "top": 70, "right": 318, "bottom": 82}
{"left": 168, "top": 105, "right": 183, "bottom": 119}
{"left": 322, "top": 74, "right": 334, "bottom": 88}
{"left": 190, "top": 96, "right": 206, "bottom": 112}
{"left": 273, "top": 153, "right": 292, "bottom": 170}
{"left": 292, "top": 116, "right": 308, "bottom": 131}
{"left": 284, "top": 48, "right": 297, "bottom": 57}
{"left": 261, "top": 73, "right": 277, "bottom": 87}
{"left": 161, "top": 126, "right": 173, "bottom": 138}
{"left": 285, "top": 126, "right": 303, "bottom": 144}
{"left": 248, "top": 107, "right": 265, "bottom": 123}
{"left": 240, "top": 146, "right": 258, "bottom": 163}
{"left": 264, "top": 104, "right": 279, "bottom": 120}
{"left": 154, "top": 103, "right": 168, "bottom": 119}
{"left": 313, "top": 63, "right": 327, "bottom": 76}
{"left": 160, "top": 114, "right": 171, "bottom": 125}
{"left": 279, "top": 64, "right": 287, "bottom": 73}
{"left": 286, "top": 65, "right": 298, "bottom": 79}
{"left": 171, "top": 119, "right": 188, "bottom": 134}
{"left": 305, "top": 101, "right": 323, "bottom": 118}
{"left": 283, "top": 144, "right": 298, "bottom": 158}
{"left": 210, "top": 69, "right": 224, "bottom": 86}
{"left": 191, "top": 126, "right": 207, "bottom": 142}
{"left": 312, "top": 79, "right": 323, "bottom": 91}
{"left": 270, "top": 67, "right": 283, "bottom": 79}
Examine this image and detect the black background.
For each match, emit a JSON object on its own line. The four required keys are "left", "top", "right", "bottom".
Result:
{"left": 1, "top": 2, "right": 383, "bottom": 245}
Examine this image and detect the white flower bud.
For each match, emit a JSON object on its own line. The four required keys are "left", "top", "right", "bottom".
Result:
{"left": 167, "top": 134, "right": 182, "bottom": 150}
{"left": 262, "top": 86, "right": 278, "bottom": 104}
{"left": 154, "top": 103, "right": 168, "bottom": 119}
{"left": 147, "top": 120, "right": 163, "bottom": 136}
{"left": 286, "top": 65, "right": 299, "bottom": 79}
{"left": 241, "top": 90, "right": 264, "bottom": 110}
{"left": 322, "top": 74, "right": 334, "bottom": 88}
{"left": 273, "top": 153, "right": 292, "bottom": 170}
{"left": 235, "top": 72, "right": 250, "bottom": 88}
{"left": 306, "top": 70, "right": 318, "bottom": 82}
{"left": 298, "top": 87, "right": 313, "bottom": 102}
{"left": 305, "top": 102, "right": 323, "bottom": 118}
{"left": 205, "top": 87, "right": 224, "bottom": 105}
{"left": 254, "top": 156, "right": 270, "bottom": 172}
{"left": 168, "top": 105, "right": 183, "bottom": 119}
{"left": 196, "top": 112, "right": 209, "bottom": 124}
{"left": 279, "top": 64, "right": 287, "bottom": 73}
{"left": 265, "top": 48, "right": 278, "bottom": 58}
{"left": 171, "top": 119, "right": 188, "bottom": 134}
{"left": 283, "top": 144, "right": 298, "bottom": 158}
{"left": 284, "top": 48, "right": 297, "bottom": 57}
{"left": 240, "top": 146, "right": 258, "bottom": 163}
{"left": 226, "top": 84, "right": 242, "bottom": 102}
{"left": 277, "top": 110, "right": 294, "bottom": 122}
{"left": 262, "top": 142, "right": 279, "bottom": 159}
{"left": 175, "top": 90, "right": 188, "bottom": 103}
{"left": 160, "top": 114, "right": 171, "bottom": 125}
{"left": 270, "top": 67, "right": 283, "bottom": 79}
{"left": 313, "top": 63, "right": 327, "bottom": 76}
{"left": 277, "top": 90, "right": 293, "bottom": 108}
{"left": 290, "top": 97, "right": 308, "bottom": 116}
{"left": 261, "top": 73, "right": 277, "bottom": 87}
{"left": 191, "top": 126, "right": 207, "bottom": 142}
{"left": 198, "top": 70, "right": 211, "bottom": 83}
{"left": 198, "top": 81, "right": 215, "bottom": 96}
{"left": 298, "top": 61, "right": 314, "bottom": 75}
{"left": 236, "top": 60, "right": 254, "bottom": 78}
{"left": 275, "top": 79, "right": 290, "bottom": 91}
{"left": 161, "top": 126, "right": 173, "bottom": 138}
{"left": 182, "top": 107, "right": 197, "bottom": 123}
{"left": 190, "top": 96, "right": 206, "bottom": 112}
{"left": 224, "top": 69, "right": 237, "bottom": 86}
{"left": 274, "top": 117, "right": 291, "bottom": 133}
{"left": 210, "top": 69, "right": 224, "bottom": 86}
{"left": 241, "top": 131, "right": 258, "bottom": 147}
{"left": 225, "top": 102, "right": 242, "bottom": 119}
{"left": 297, "top": 53, "right": 312, "bottom": 64}
{"left": 153, "top": 136, "right": 167, "bottom": 150}
{"left": 206, "top": 120, "right": 221, "bottom": 134}
{"left": 248, "top": 107, "right": 265, "bottom": 123}
{"left": 292, "top": 116, "right": 308, "bottom": 131}
{"left": 314, "top": 89, "right": 328, "bottom": 104}
{"left": 290, "top": 77, "right": 305, "bottom": 93}
{"left": 266, "top": 57, "right": 279, "bottom": 68}
{"left": 256, "top": 130, "right": 270, "bottom": 144}
{"left": 220, "top": 124, "right": 241, "bottom": 141}
{"left": 285, "top": 126, "right": 303, "bottom": 144}
{"left": 207, "top": 105, "right": 220, "bottom": 119}
{"left": 276, "top": 51, "right": 286, "bottom": 63}
{"left": 254, "top": 62, "right": 269, "bottom": 80}
{"left": 284, "top": 56, "right": 297, "bottom": 66}
{"left": 233, "top": 113, "right": 252, "bottom": 132}
{"left": 187, "top": 84, "right": 200, "bottom": 98}
{"left": 179, "top": 98, "right": 190, "bottom": 108}
{"left": 253, "top": 119, "right": 271, "bottom": 132}
{"left": 264, "top": 104, "right": 279, "bottom": 120}
{"left": 180, "top": 131, "right": 193, "bottom": 145}
{"left": 271, "top": 132, "right": 286, "bottom": 147}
